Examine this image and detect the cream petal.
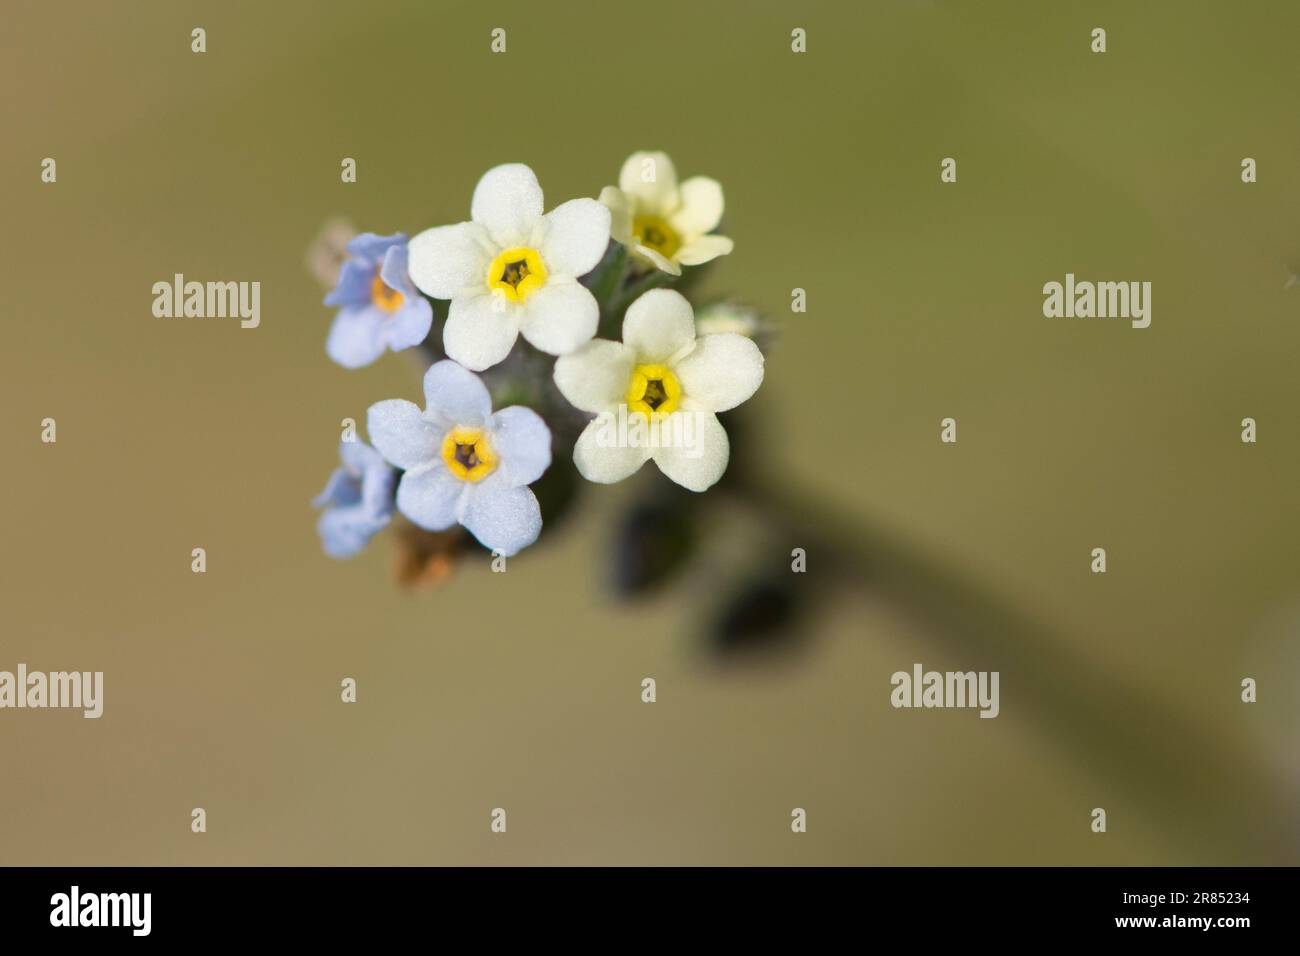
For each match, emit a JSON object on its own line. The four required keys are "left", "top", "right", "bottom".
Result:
{"left": 631, "top": 243, "right": 681, "bottom": 276}
{"left": 538, "top": 198, "right": 610, "bottom": 277}
{"left": 443, "top": 292, "right": 521, "bottom": 371}
{"left": 674, "top": 234, "right": 734, "bottom": 267}
{"left": 673, "top": 333, "right": 765, "bottom": 412}
{"left": 622, "top": 288, "right": 696, "bottom": 362}
{"left": 553, "top": 339, "right": 637, "bottom": 414}
{"left": 651, "top": 411, "right": 729, "bottom": 492}
{"left": 573, "top": 417, "right": 651, "bottom": 484}
{"left": 518, "top": 277, "right": 598, "bottom": 356}
{"left": 670, "top": 176, "right": 725, "bottom": 236}
{"left": 471, "top": 163, "right": 544, "bottom": 247}
{"left": 407, "top": 222, "right": 493, "bottom": 299}
{"left": 599, "top": 186, "right": 635, "bottom": 244}
{"left": 617, "top": 151, "right": 679, "bottom": 214}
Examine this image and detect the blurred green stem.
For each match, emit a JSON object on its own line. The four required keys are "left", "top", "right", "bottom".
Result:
{"left": 607, "top": 265, "right": 676, "bottom": 324}
{"left": 724, "top": 472, "right": 1297, "bottom": 863}
{"left": 589, "top": 242, "right": 628, "bottom": 314}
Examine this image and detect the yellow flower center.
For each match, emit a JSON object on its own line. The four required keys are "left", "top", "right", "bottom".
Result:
{"left": 370, "top": 270, "right": 406, "bottom": 313}
{"left": 440, "top": 426, "right": 498, "bottom": 483}
{"left": 632, "top": 215, "right": 682, "bottom": 259}
{"left": 487, "top": 247, "right": 548, "bottom": 303}
{"left": 625, "top": 364, "right": 682, "bottom": 421}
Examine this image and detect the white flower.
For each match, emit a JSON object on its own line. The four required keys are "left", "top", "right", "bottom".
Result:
{"left": 599, "top": 151, "right": 734, "bottom": 277}
{"left": 367, "top": 360, "right": 552, "bottom": 556}
{"left": 406, "top": 164, "right": 611, "bottom": 371}
{"left": 553, "top": 289, "right": 763, "bottom": 492}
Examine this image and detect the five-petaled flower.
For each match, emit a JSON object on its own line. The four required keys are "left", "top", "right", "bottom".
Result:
{"left": 553, "top": 289, "right": 763, "bottom": 492}
{"left": 599, "top": 151, "right": 733, "bottom": 277}
{"left": 313, "top": 440, "right": 397, "bottom": 558}
{"left": 407, "top": 164, "right": 611, "bottom": 372}
{"left": 367, "top": 360, "right": 552, "bottom": 556}
{"left": 324, "top": 233, "right": 433, "bottom": 369}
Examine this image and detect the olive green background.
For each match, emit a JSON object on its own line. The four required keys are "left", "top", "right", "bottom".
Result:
{"left": 2, "top": 0, "right": 1298, "bottom": 865}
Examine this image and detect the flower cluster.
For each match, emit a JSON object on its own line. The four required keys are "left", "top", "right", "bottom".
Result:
{"left": 313, "top": 152, "right": 766, "bottom": 566}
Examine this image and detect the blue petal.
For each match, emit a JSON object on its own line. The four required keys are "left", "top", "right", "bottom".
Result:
{"left": 338, "top": 438, "right": 384, "bottom": 474}
{"left": 461, "top": 476, "right": 542, "bottom": 556}
{"left": 327, "top": 307, "right": 387, "bottom": 369}
{"left": 381, "top": 298, "right": 434, "bottom": 353}
{"left": 489, "top": 406, "right": 551, "bottom": 487}
{"left": 313, "top": 466, "right": 358, "bottom": 509}
{"left": 346, "top": 232, "right": 406, "bottom": 265}
{"left": 395, "top": 464, "right": 465, "bottom": 531}
{"left": 314, "top": 440, "right": 395, "bottom": 558}
{"left": 367, "top": 399, "right": 441, "bottom": 471}
{"left": 379, "top": 243, "right": 417, "bottom": 296}
{"left": 324, "top": 259, "right": 375, "bottom": 307}
{"left": 422, "top": 360, "right": 493, "bottom": 427}
{"left": 317, "top": 507, "right": 387, "bottom": 559}
{"left": 358, "top": 454, "right": 397, "bottom": 518}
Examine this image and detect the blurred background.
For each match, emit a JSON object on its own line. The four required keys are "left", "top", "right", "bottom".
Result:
{"left": 2, "top": 0, "right": 1298, "bottom": 865}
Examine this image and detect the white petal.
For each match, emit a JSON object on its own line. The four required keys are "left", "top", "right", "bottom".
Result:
{"left": 599, "top": 186, "right": 634, "bottom": 244}
{"left": 422, "top": 359, "right": 492, "bottom": 427}
{"left": 553, "top": 339, "right": 636, "bottom": 413}
{"left": 471, "top": 163, "right": 544, "bottom": 247}
{"left": 651, "top": 411, "right": 729, "bottom": 492}
{"left": 443, "top": 292, "right": 521, "bottom": 371}
{"left": 572, "top": 416, "right": 651, "bottom": 484}
{"left": 490, "top": 406, "right": 552, "bottom": 487}
{"left": 367, "top": 399, "right": 440, "bottom": 470}
{"left": 673, "top": 333, "right": 765, "bottom": 412}
{"left": 396, "top": 463, "right": 466, "bottom": 531}
{"left": 622, "top": 288, "right": 696, "bottom": 362}
{"left": 407, "top": 222, "right": 493, "bottom": 299}
{"left": 461, "top": 477, "right": 542, "bottom": 556}
{"left": 670, "top": 176, "right": 724, "bottom": 236}
{"left": 518, "top": 277, "right": 598, "bottom": 356}
{"left": 675, "top": 234, "right": 734, "bottom": 267}
{"left": 538, "top": 198, "right": 610, "bottom": 277}
{"left": 618, "top": 151, "right": 679, "bottom": 213}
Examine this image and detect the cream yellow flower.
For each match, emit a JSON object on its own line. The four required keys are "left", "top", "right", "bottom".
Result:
{"left": 553, "top": 290, "right": 763, "bottom": 492}
{"left": 599, "top": 151, "right": 733, "bottom": 276}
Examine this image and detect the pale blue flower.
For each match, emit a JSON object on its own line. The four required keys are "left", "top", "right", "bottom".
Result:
{"left": 325, "top": 233, "right": 433, "bottom": 368}
{"left": 313, "top": 440, "right": 396, "bottom": 558}
{"left": 367, "top": 361, "right": 551, "bottom": 556}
